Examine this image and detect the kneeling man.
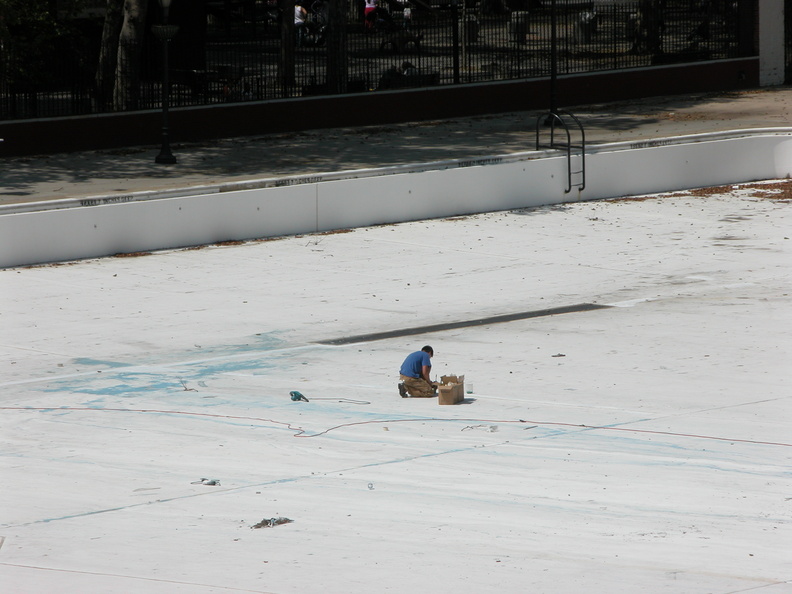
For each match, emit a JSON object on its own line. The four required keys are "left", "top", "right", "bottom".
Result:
{"left": 398, "top": 345, "right": 437, "bottom": 397}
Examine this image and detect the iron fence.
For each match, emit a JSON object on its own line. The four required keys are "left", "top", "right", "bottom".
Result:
{"left": 787, "top": 0, "right": 792, "bottom": 83}
{"left": 0, "top": 0, "right": 748, "bottom": 121}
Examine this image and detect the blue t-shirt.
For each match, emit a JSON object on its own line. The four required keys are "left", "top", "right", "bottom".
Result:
{"left": 399, "top": 350, "right": 431, "bottom": 378}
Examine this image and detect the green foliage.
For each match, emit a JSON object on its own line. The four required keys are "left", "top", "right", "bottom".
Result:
{"left": 0, "top": 0, "right": 97, "bottom": 86}
{"left": 2, "top": 0, "right": 75, "bottom": 36}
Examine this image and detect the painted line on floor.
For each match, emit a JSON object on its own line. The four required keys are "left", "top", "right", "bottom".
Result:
{"left": 317, "top": 303, "right": 612, "bottom": 345}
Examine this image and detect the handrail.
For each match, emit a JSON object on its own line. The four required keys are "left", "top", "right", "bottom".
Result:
{"left": 535, "top": 110, "right": 586, "bottom": 193}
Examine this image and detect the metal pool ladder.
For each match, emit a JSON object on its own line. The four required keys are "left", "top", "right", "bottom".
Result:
{"left": 535, "top": 111, "right": 586, "bottom": 193}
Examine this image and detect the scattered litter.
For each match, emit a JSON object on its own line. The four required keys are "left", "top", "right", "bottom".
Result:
{"left": 368, "top": 482, "right": 375, "bottom": 490}
{"left": 251, "top": 517, "right": 294, "bottom": 529}
{"left": 192, "top": 478, "right": 221, "bottom": 486}
{"left": 462, "top": 424, "right": 498, "bottom": 432}
{"left": 290, "top": 390, "right": 309, "bottom": 402}
{"left": 180, "top": 379, "right": 198, "bottom": 391}
{"left": 517, "top": 420, "right": 538, "bottom": 429}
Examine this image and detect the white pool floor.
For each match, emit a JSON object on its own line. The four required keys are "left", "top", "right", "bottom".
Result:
{"left": 1, "top": 185, "right": 790, "bottom": 593}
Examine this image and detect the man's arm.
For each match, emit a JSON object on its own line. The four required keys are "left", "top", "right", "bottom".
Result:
{"left": 421, "top": 365, "right": 432, "bottom": 384}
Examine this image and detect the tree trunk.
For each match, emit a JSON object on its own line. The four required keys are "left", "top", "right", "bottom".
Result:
{"left": 639, "top": 0, "right": 662, "bottom": 55}
{"left": 96, "top": 0, "right": 125, "bottom": 110}
{"left": 113, "top": 0, "right": 149, "bottom": 111}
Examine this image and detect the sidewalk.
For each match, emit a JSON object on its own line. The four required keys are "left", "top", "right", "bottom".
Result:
{"left": 1, "top": 86, "right": 791, "bottom": 206}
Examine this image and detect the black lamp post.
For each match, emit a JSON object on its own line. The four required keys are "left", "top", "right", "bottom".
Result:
{"left": 152, "top": 0, "right": 179, "bottom": 164}
{"left": 451, "top": 0, "right": 460, "bottom": 84}
{"left": 549, "top": 0, "right": 558, "bottom": 118}
{"left": 541, "top": 0, "right": 559, "bottom": 128}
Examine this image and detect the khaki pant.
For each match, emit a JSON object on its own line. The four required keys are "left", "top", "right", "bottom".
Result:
{"left": 400, "top": 375, "right": 437, "bottom": 398}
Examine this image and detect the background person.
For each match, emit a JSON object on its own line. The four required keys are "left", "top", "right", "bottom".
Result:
{"left": 364, "top": 0, "right": 378, "bottom": 30}
{"left": 294, "top": 3, "right": 308, "bottom": 46}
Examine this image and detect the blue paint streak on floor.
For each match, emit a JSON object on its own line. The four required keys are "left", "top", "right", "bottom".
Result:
{"left": 41, "top": 332, "right": 294, "bottom": 398}
{"left": 73, "top": 358, "right": 134, "bottom": 368}
{"left": 180, "top": 355, "right": 283, "bottom": 378}
{"left": 49, "top": 373, "right": 185, "bottom": 397}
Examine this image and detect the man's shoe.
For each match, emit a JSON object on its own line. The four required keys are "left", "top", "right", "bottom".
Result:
{"left": 398, "top": 383, "right": 408, "bottom": 398}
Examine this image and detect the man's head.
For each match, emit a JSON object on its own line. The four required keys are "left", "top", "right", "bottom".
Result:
{"left": 421, "top": 345, "right": 434, "bottom": 357}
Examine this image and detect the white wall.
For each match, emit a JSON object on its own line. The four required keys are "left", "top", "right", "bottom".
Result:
{"left": 2, "top": 130, "right": 791, "bottom": 269}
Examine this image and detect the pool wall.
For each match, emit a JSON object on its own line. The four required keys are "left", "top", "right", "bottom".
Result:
{"left": 2, "top": 129, "right": 791, "bottom": 268}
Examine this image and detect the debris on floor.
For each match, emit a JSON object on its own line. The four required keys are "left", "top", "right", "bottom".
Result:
{"left": 252, "top": 517, "right": 294, "bottom": 529}
{"left": 462, "top": 424, "right": 498, "bottom": 432}
{"left": 191, "top": 478, "right": 221, "bottom": 486}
